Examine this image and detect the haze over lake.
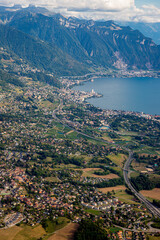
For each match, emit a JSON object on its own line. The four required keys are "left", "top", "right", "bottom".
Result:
{"left": 73, "top": 77, "right": 160, "bottom": 115}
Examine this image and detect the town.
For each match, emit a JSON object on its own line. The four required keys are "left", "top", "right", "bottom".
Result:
{"left": 0, "top": 44, "right": 160, "bottom": 239}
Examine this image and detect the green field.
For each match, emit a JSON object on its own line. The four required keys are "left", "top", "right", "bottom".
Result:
{"left": 85, "top": 208, "right": 101, "bottom": 216}
{"left": 44, "top": 217, "right": 70, "bottom": 234}
{"left": 110, "top": 227, "right": 122, "bottom": 233}
{"left": 108, "top": 154, "right": 127, "bottom": 168}
{"left": 115, "top": 190, "right": 138, "bottom": 204}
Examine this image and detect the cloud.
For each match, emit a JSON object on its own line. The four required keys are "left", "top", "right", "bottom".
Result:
{"left": 0, "top": 0, "right": 135, "bottom": 11}
{"left": 0, "top": 0, "right": 160, "bottom": 22}
{"left": 55, "top": 0, "right": 135, "bottom": 11}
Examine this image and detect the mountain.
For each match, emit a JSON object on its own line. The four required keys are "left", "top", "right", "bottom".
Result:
{"left": 0, "top": 5, "right": 160, "bottom": 75}
{"left": 0, "top": 22, "right": 88, "bottom": 76}
{"left": 118, "top": 21, "right": 160, "bottom": 45}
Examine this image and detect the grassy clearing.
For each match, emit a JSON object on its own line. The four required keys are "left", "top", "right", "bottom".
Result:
{"left": 149, "top": 174, "right": 160, "bottom": 184}
{"left": 85, "top": 208, "right": 101, "bottom": 216}
{"left": 110, "top": 166, "right": 122, "bottom": 176}
{"left": 82, "top": 168, "right": 101, "bottom": 176}
{"left": 87, "top": 138, "right": 109, "bottom": 146}
{"left": 46, "top": 157, "right": 52, "bottom": 162}
{"left": 45, "top": 217, "right": 70, "bottom": 234}
{"left": 57, "top": 163, "right": 79, "bottom": 169}
{"left": 117, "top": 130, "right": 138, "bottom": 136}
{"left": 130, "top": 171, "right": 140, "bottom": 178}
{"left": 39, "top": 100, "right": 60, "bottom": 111}
{"left": 115, "top": 190, "right": 138, "bottom": 204}
{"left": 120, "top": 135, "right": 132, "bottom": 141}
{"left": 44, "top": 177, "right": 59, "bottom": 182}
{"left": 66, "top": 131, "right": 79, "bottom": 140}
{"left": 108, "top": 154, "right": 127, "bottom": 168}
{"left": 98, "top": 185, "right": 126, "bottom": 193}
{"left": 47, "top": 123, "right": 71, "bottom": 139}
{"left": 91, "top": 173, "right": 119, "bottom": 179}
{"left": 101, "top": 133, "right": 113, "bottom": 142}
{"left": 135, "top": 147, "right": 159, "bottom": 155}
{"left": 131, "top": 160, "right": 147, "bottom": 172}
{"left": 75, "top": 155, "right": 92, "bottom": 163}
{"left": 81, "top": 168, "right": 119, "bottom": 179}
{"left": 110, "top": 227, "right": 122, "bottom": 233}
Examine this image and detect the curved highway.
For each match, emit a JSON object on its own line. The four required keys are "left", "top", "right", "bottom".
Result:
{"left": 123, "top": 151, "right": 160, "bottom": 218}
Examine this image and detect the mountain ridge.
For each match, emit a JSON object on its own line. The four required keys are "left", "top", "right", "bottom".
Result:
{"left": 0, "top": 6, "right": 160, "bottom": 76}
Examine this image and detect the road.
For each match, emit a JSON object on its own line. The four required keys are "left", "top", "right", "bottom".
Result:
{"left": 123, "top": 151, "right": 160, "bottom": 218}
{"left": 53, "top": 99, "right": 160, "bottom": 218}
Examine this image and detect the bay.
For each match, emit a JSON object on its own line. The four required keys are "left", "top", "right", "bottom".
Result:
{"left": 73, "top": 77, "right": 160, "bottom": 115}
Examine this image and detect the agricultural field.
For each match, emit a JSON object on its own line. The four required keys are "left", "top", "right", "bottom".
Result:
{"left": 48, "top": 222, "right": 79, "bottom": 240}
{"left": 114, "top": 189, "right": 139, "bottom": 204}
{"left": 47, "top": 122, "right": 73, "bottom": 139}
{"left": 0, "top": 219, "right": 71, "bottom": 240}
{"left": 44, "top": 176, "right": 60, "bottom": 182}
{"left": 0, "top": 226, "right": 22, "bottom": 240}
{"left": 140, "top": 188, "right": 160, "bottom": 201}
{"left": 131, "top": 160, "right": 148, "bottom": 172}
{"left": 148, "top": 236, "right": 160, "bottom": 240}
{"left": 130, "top": 171, "right": 140, "bottom": 178}
{"left": 107, "top": 154, "right": 127, "bottom": 168}
{"left": 98, "top": 185, "right": 126, "bottom": 193}
{"left": 81, "top": 168, "right": 119, "bottom": 179}
{"left": 0, "top": 224, "right": 46, "bottom": 240}
{"left": 39, "top": 100, "right": 60, "bottom": 111}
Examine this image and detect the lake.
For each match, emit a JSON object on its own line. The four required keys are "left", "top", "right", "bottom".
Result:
{"left": 73, "top": 77, "right": 160, "bottom": 115}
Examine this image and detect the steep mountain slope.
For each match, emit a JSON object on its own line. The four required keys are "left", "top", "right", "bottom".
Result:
{"left": 0, "top": 23, "right": 88, "bottom": 76}
{"left": 118, "top": 21, "right": 160, "bottom": 45}
{"left": 0, "top": 6, "right": 160, "bottom": 74}
{"left": 72, "top": 20, "right": 160, "bottom": 69}
{"left": 7, "top": 11, "right": 90, "bottom": 64}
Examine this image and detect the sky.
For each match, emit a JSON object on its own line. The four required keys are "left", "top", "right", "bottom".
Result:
{"left": 1, "top": 0, "right": 160, "bottom": 22}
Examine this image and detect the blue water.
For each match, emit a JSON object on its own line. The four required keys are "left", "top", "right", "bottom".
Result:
{"left": 73, "top": 77, "right": 160, "bottom": 115}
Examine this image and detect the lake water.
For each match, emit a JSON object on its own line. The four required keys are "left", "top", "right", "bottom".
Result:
{"left": 73, "top": 77, "right": 160, "bottom": 115}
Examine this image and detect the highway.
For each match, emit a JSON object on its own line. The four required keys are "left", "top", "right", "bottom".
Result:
{"left": 123, "top": 151, "right": 160, "bottom": 218}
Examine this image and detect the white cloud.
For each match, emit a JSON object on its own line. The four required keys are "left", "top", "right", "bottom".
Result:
{"left": 0, "top": 0, "right": 160, "bottom": 22}
{"left": 0, "top": 0, "right": 135, "bottom": 11}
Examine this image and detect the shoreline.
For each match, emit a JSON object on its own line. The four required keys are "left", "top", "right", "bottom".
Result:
{"left": 60, "top": 75, "right": 160, "bottom": 121}
{"left": 60, "top": 69, "right": 160, "bottom": 88}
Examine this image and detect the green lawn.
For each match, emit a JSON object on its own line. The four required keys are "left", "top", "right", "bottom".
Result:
{"left": 85, "top": 208, "right": 101, "bottom": 216}
{"left": 115, "top": 190, "right": 138, "bottom": 204}
{"left": 44, "top": 217, "right": 70, "bottom": 234}
{"left": 110, "top": 227, "right": 122, "bottom": 233}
